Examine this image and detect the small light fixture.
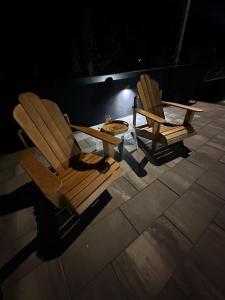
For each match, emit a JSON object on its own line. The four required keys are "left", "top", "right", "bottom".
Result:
{"left": 105, "top": 76, "right": 113, "bottom": 84}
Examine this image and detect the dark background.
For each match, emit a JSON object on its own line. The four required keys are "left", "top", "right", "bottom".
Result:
{"left": 0, "top": 1, "right": 225, "bottom": 154}
{"left": 1, "top": 1, "right": 225, "bottom": 80}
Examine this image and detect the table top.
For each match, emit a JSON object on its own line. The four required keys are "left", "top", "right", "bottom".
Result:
{"left": 102, "top": 120, "right": 129, "bottom": 135}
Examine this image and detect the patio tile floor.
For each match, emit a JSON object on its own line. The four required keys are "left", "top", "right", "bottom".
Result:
{"left": 1, "top": 101, "right": 225, "bottom": 299}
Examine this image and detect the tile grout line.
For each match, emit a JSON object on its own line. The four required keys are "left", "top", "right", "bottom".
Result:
{"left": 119, "top": 207, "right": 140, "bottom": 235}
{"left": 162, "top": 182, "right": 225, "bottom": 246}
{"left": 157, "top": 178, "right": 181, "bottom": 196}
{"left": 163, "top": 214, "right": 194, "bottom": 245}
{"left": 195, "top": 181, "right": 225, "bottom": 202}
{"left": 122, "top": 175, "right": 140, "bottom": 193}
{"left": 69, "top": 225, "right": 140, "bottom": 299}
{"left": 111, "top": 263, "right": 131, "bottom": 300}
{"left": 57, "top": 258, "right": 72, "bottom": 300}
{"left": 212, "top": 221, "right": 225, "bottom": 233}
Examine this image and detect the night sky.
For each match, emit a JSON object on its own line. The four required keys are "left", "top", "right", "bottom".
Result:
{"left": 0, "top": 0, "right": 225, "bottom": 80}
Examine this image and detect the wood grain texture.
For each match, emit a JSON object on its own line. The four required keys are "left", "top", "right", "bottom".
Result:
{"left": 13, "top": 104, "right": 64, "bottom": 172}
{"left": 18, "top": 93, "right": 69, "bottom": 168}
{"left": 20, "top": 149, "right": 64, "bottom": 207}
{"left": 69, "top": 160, "right": 120, "bottom": 210}
{"left": 135, "top": 108, "right": 165, "bottom": 123}
{"left": 162, "top": 101, "right": 203, "bottom": 112}
{"left": 70, "top": 124, "right": 121, "bottom": 145}
{"left": 43, "top": 99, "right": 81, "bottom": 156}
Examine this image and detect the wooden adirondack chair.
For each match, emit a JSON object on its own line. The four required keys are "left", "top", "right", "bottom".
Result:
{"left": 133, "top": 74, "right": 203, "bottom": 151}
{"left": 13, "top": 92, "right": 122, "bottom": 215}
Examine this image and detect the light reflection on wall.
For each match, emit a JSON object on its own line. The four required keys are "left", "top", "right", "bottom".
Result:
{"left": 112, "top": 88, "right": 136, "bottom": 116}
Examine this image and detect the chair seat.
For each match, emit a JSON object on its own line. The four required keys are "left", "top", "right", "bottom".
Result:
{"left": 145, "top": 123, "right": 195, "bottom": 144}
{"left": 59, "top": 153, "right": 121, "bottom": 213}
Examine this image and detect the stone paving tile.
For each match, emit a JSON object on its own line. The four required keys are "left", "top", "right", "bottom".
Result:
{"left": 207, "top": 132, "right": 225, "bottom": 151}
{"left": 124, "top": 170, "right": 149, "bottom": 191}
{"left": 2, "top": 259, "right": 69, "bottom": 300}
{"left": 174, "top": 258, "right": 224, "bottom": 300}
{"left": 212, "top": 117, "right": 225, "bottom": 129}
{"left": 107, "top": 176, "right": 138, "bottom": 202}
{"left": 197, "top": 161, "right": 225, "bottom": 200}
{"left": 89, "top": 176, "right": 138, "bottom": 226}
{"left": 192, "top": 117, "right": 212, "bottom": 128}
{"left": 184, "top": 134, "right": 209, "bottom": 151}
{"left": 113, "top": 216, "right": 192, "bottom": 300}
{"left": 193, "top": 224, "right": 225, "bottom": 290}
{"left": 198, "top": 123, "right": 223, "bottom": 139}
{"left": 219, "top": 154, "right": 225, "bottom": 164}
{"left": 0, "top": 168, "right": 16, "bottom": 183}
{"left": 0, "top": 230, "right": 41, "bottom": 290}
{"left": 0, "top": 173, "right": 31, "bottom": 195}
{"left": 0, "top": 207, "right": 36, "bottom": 245}
{"left": 174, "top": 224, "right": 225, "bottom": 299}
{"left": 164, "top": 184, "right": 224, "bottom": 243}
{"left": 73, "top": 265, "right": 127, "bottom": 300}
{"left": 214, "top": 205, "right": 225, "bottom": 231}
{"left": 157, "top": 278, "right": 188, "bottom": 300}
{"left": 0, "top": 152, "right": 20, "bottom": 171}
{"left": 187, "top": 144, "right": 224, "bottom": 170}
{"left": 125, "top": 161, "right": 170, "bottom": 191}
{"left": 160, "top": 160, "right": 205, "bottom": 195}
{"left": 166, "top": 156, "right": 184, "bottom": 168}
{"left": 121, "top": 180, "right": 178, "bottom": 233}
{"left": 61, "top": 209, "right": 138, "bottom": 296}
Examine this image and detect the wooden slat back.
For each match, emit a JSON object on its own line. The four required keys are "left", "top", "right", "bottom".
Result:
{"left": 137, "top": 75, "right": 165, "bottom": 123}
{"left": 42, "top": 99, "right": 81, "bottom": 156}
{"left": 13, "top": 104, "right": 64, "bottom": 172}
{"left": 18, "top": 93, "right": 68, "bottom": 168}
{"left": 150, "top": 79, "right": 165, "bottom": 118}
{"left": 17, "top": 92, "right": 81, "bottom": 170}
{"left": 137, "top": 81, "right": 152, "bottom": 127}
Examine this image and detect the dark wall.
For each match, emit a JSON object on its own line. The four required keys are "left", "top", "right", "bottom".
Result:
{"left": 0, "top": 64, "right": 205, "bottom": 155}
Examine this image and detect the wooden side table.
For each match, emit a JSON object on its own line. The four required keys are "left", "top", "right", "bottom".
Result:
{"left": 100, "top": 120, "right": 138, "bottom": 159}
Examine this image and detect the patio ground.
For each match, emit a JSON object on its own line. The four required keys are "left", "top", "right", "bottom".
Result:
{"left": 1, "top": 101, "right": 225, "bottom": 299}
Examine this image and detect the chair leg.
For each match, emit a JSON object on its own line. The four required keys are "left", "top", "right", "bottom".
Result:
{"left": 118, "top": 137, "right": 124, "bottom": 161}
{"left": 152, "top": 140, "right": 157, "bottom": 152}
{"left": 131, "top": 131, "right": 138, "bottom": 151}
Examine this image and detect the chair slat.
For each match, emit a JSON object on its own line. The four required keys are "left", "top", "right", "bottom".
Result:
{"left": 150, "top": 79, "right": 165, "bottom": 118}
{"left": 66, "top": 158, "right": 115, "bottom": 201}
{"left": 76, "top": 167, "right": 121, "bottom": 214}
{"left": 19, "top": 93, "right": 69, "bottom": 168}
{"left": 140, "top": 75, "right": 153, "bottom": 113}
{"left": 61, "top": 155, "right": 103, "bottom": 193}
{"left": 13, "top": 105, "right": 64, "bottom": 172}
{"left": 30, "top": 97, "right": 74, "bottom": 159}
{"left": 69, "top": 160, "right": 120, "bottom": 209}
{"left": 137, "top": 81, "right": 152, "bottom": 127}
{"left": 42, "top": 99, "right": 81, "bottom": 157}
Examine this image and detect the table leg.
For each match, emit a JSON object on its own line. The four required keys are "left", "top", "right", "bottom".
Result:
{"left": 102, "top": 141, "right": 116, "bottom": 158}
{"left": 118, "top": 136, "right": 124, "bottom": 161}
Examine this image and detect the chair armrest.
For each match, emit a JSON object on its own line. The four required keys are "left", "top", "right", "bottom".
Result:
{"left": 20, "top": 150, "right": 63, "bottom": 205}
{"left": 70, "top": 124, "right": 121, "bottom": 145}
{"left": 135, "top": 108, "right": 166, "bottom": 123}
{"left": 162, "top": 101, "right": 203, "bottom": 112}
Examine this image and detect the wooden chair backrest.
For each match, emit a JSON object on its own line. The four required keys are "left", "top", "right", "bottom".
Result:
{"left": 13, "top": 92, "right": 80, "bottom": 172}
{"left": 137, "top": 74, "right": 165, "bottom": 126}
